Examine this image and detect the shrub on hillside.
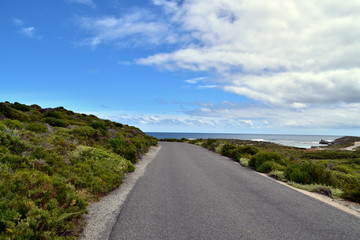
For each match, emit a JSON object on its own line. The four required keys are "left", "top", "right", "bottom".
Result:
{"left": 43, "top": 117, "right": 68, "bottom": 127}
{"left": 257, "top": 161, "right": 286, "bottom": 173}
{"left": 0, "top": 168, "right": 85, "bottom": 239}
{"left": 0, "top": 103, "right": 30, "bottom": 121}
{"left": 284, "top": 161, "right": 338, "bottom": 186}
{"left": 68, "top": 146, "right": 134, "bottom": 194}
{"left": 12, "top": 102, "right": 30, "bottom": 112}
{"left": 0, "top": 131, "right": 28, "bottom": 154}
{"left": 249, "top": 151, "right": 286, "bottom": 171}
{"left": 342, "top": 184, "right": 360, "bottom": 203}
{"left": 222, "top": 144, "right": 259, "bottom": 162}
{"left": 109, "top": 138, "right": 138, "bottom": 163}
{"left": 2, "top": 119, "right": 23, "bottom": 129}
{"left": 26, "top": 122, "right": 48, "bottom": 133}
{"left": 43, "top": 111, "right": 63, "bottom": 119}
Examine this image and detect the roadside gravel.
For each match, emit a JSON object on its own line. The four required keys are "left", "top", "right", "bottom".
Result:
{"left": 79, "top": 145, "right": 161, "bottom": 240}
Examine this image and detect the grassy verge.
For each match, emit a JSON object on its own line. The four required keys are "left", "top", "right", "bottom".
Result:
{"left": 174, "top": 138, "right": 360, "bottom": 203}
{"left": 0, "top": 102, "right": 157, "bottom": 239}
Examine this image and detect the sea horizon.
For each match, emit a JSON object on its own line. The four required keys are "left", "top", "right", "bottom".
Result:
{"left": 146, "top": 132, "right": 343, "bottom": 149}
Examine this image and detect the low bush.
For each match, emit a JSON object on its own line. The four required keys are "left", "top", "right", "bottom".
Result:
{"left": 68, "top": 146, "right": 134, "bottom": 194}
{"left": 249, "top": 151, "right": 286, "bottom": 171}
{"left": 43, "top": 117, "right": 68, "bottom": 127}
{"left": 257, "top": 161, "right": 285, "bottom": 173}
{"left": 12, "top": 102, "right": 30, "bottom": 112}
{"left": 287, "top": 182, "right": 343, "bottom": 198}
{"left": 222, "top": 144, "right": 259, "bottom": 162}
{"left": 44, "top": 111, "right": 63, "bottom": 119}
{"left": 109, "top": 138, "right": 137, "bottom": 162}
{"left": 2, "top": 119, "right": 23, "bottom": 129}
{"left": 342, "top": 184, "right": 360, "bottom": 203}
{"left": 269, "top": 170, "right": 286, "bottom": 181}
{"left": 26, "top": 122, "right": 48, "bottom": 133}
{"left": 284, "top": 161, "right": 338, "bottom": 186}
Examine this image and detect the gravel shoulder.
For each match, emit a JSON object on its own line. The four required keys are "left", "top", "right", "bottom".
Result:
{"left": 79, "top": 145, "right": 161, "bottom": 240}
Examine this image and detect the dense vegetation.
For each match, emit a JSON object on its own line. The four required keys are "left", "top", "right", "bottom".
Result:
{"left": 170, "top": 138, "right": 360, "bottom": 203}
{"left": 0, "top": 102, "right": 157, "bottom": 239}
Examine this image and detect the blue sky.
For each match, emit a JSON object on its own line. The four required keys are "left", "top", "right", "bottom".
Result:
{"left": 1, "top": 0, "right": 360, "bottom": 135}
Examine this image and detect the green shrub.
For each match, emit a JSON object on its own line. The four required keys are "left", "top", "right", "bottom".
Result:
{"left": 43, "top": 117, "right": 68, "bottom": 127}
{"left": 221, "top": 144, "right": 259, "bottom": 162}
{"left": 269, "top": 170, "right": 286, "bottom": 181}
{"left": 2, "top": 119, "right": 23, "bottom": 129}
{"left": 249, "top": 151, "right": 285, "bottom": 170}
{"left": 109, "top": 138, "right": 138, "bottom": 163}
{"left": 26, "top": 122, "right": 48, "bottom": 133}
{"left": 203, "top": 139, "right": 219, "bottom": 151}
{"left": 0, "top": 131, "right": 28, "bottom": 154}
{"left": 0, "top": 170, "right": 85, "bottom": 239}
{"left": 44, "top": 111, "right": 63, "bottom": 119}
{"left": 12, "top": 102, "right": 30, "bottom": 112}
{"left": 257, "top": 161, "right": 285, "bottom": 173}
{"left": 285, "top": 161, "right": 338, "bottom": 186}
{"left": 68, "top": 146, "right": 133, "bottom": 194}
{"left": 89, "top": 121, "right": 107, "bottom": 132}
{"left": 239, "top": 157, "right": 250, "bottom": 167}
{"left": 342, "top": 185, "right": 360, "bottom": 203}
{"left": 71, "top": 126, "right": 99, "bottom": 139}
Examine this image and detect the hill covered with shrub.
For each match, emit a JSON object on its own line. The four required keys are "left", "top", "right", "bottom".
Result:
{"left": 0, "top": 101, "right": 157, "bottom": 239}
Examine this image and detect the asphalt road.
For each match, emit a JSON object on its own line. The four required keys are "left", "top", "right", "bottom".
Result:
{"left": 110, "top": 142, "right": 360, "bottom": 240}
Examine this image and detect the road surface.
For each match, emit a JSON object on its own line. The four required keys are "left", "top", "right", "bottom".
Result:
{"left": 110, "top": 142, "right": 360, "bottom": 240}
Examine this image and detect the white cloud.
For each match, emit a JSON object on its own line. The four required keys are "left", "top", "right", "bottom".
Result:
{"left": 184, "top": 76, "right": 207, "bottom": 84}
{"left": 77, "top": 10, "right": 175, "bottom": 47}
{"left": 13, "top": 18, "right": 41, "bottom": 39}
{"left": 20, "top": 26, "right": 36, "bottom": 38}
{"left": 138, "top": 0, "right": 360, "bottom": 107}
{"left": 69, "top": 0, "right": 96, "bottom": 8}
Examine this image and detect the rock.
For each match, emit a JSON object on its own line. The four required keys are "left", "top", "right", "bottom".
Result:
{"left": 319, "top": 139, "right": 330, "bottom": 145}
{"left": 315, "top": 187, "right": 332, "bottom": 198}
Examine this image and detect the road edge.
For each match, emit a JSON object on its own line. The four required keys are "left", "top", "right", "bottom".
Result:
{"left": 79, "top": 145, "right": 161, "bottom": 240}
{"left": 253, "top": 169, "right": 360, "bottom": 218}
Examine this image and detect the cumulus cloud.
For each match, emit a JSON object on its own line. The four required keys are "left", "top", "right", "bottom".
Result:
{"left": 138, "top": 0, "right": 360, "bottom": 107}
{"left": 77, "top": 10, "right": 175, "bottom": 47}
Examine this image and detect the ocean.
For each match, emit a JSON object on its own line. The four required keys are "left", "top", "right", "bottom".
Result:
{"left": 146, "top": 132, "right": 341, "bottom": 149}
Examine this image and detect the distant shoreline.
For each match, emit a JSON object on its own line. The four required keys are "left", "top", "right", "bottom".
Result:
{"left": 146, "top": 132, "right": 341, "bottom": 149}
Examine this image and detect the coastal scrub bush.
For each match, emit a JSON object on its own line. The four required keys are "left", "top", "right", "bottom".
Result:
{"left": 284, "top": 161, "right": 338, "bottom": 186}
{"left": 68, "top": 146, "right": 134, "bottom": 194}
{"left": 222, "top": 144, "right": 259, "bottom": 162}
{"left": 109, "top": 138, "right": 138, "bottom": 163}
{"left": 43, "top": 117, "right": 68, "bottom": 127}
{"left": 203, "top": 139, "right": 219, "bottom": 151}
{"left": 71, "top": 126, "right": 99, "bottom": 140}
{"left": 257, "top": 161, "right": 286, "bottom": 173}
{"left": 2, "top": 119, "right": 23, "bottom": 129}
{"left": 44, "top": 111, "right": 63, "bottom": 119}
{"left": 248, "top": 151, "right": 286, "bottom": 171}
{"left": 0, "top": 169, "right": 86, "bottom": 239}
{"left": 12, "top": 102, "right": 30, "bottom": 112}
{"left": 342, "top": 184, "right": 360, "bottom": 202}
{"left": 89, "top": 121, "right": 107, "bottom": 133}
{"left": 0, "top": 103, "right": 30, "bottom": 121}
{"left": 269, "top": 170, "right": 286, "bottom": 181}
{"left": 26, "top": 122, "right": 48, "bottom": 133}
{"left": 0, "top": 131, "right": 28, "bottom": 154}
